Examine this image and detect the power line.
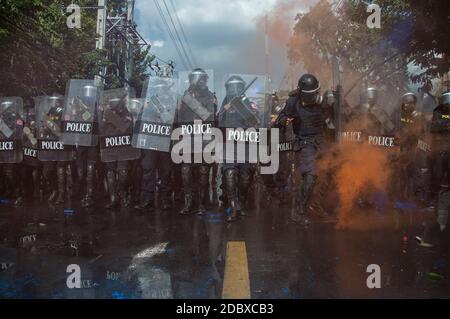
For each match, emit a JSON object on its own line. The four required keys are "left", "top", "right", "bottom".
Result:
{"left": 169, "top": 0, "right": 197, "bottom": 67}
{"left": 154, "top": 0, "right": 190, "bottom": 70}
{"left": 161, "top": 0, "right": 193, "bottom": 69}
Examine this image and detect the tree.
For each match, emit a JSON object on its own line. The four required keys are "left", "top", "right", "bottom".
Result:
{"left": 0, "top": 0, "right": 152, "bottom": 102}
{"left": 288, "top": 0, "right": 449, "bottom": 99}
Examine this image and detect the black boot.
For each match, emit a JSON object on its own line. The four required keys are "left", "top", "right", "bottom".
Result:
{"left": 180, "top": 193, "right": 195, "bottom": 215}
{"left": 55, "top": 166, "right": 66, "bottom": 205}
{"left": 159, "top": 191, "right": 171, "bottom": 211}
{"left": 81, "top": 163, "right": 95, "bottom": 208}
{"left": 179, "top": 165, "right": 195, "bottom": 215}
{"left": 118, "top": 169, "right": 130, "bottom": 208}
{"left": 44, "top": 167, "right": 57, "bottom": 203}
{"left": 239, "top": 174, "right": 251, "bottom": 217}
{"left": 105, "top": 170, "right": 119, "bottom": 209}
{"left": 134, "top": 199, "right": 155, "bottom": 211}
{"left": 224, "top": 169, "right": 239, "bottom": 223}
{"left": 131, "top": 165, "right": 142, "bottom": 205}
{"left": 291, "top": 174, "right": 316, "bottom": 226}
{"left": 77, "top": 166, "right": 85, "bottom": 199}
{"left": 197, "top": 165, "right": 210, "bottom": 215}
{"left": 32, "top": 168, "right": 40, "bottom": 200}
{"left": 211, "top": 164, "right": 219, "bottom": 207}
{"left": 134, "top": 167, "right": 155, "bottom": 212}
{"left": 5, "top": 168, "right": 23, "bottom": 206}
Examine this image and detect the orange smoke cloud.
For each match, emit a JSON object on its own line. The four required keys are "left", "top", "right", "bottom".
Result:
{"left": 334, "top": 141, "right": 392, "bottom": 228}
{"left": 256, "top": 0, "right": 319, "bottom": 46}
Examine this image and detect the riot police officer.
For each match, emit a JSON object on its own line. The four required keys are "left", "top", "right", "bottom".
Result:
{"left": 62, "top": 81, "right": 101, "bottom": 208}
{"left": 178, "top": 68, "right": 217, "bottom": 215}
{"left": 99, "top": 92, "right": 140, "bottom": 209}
{"left": 37, "top": 94, "right": 74, "bottom": 205}
{"left": 275, "top": 74, "right": 326, "bottom": 226}
{"left": 430, "top": 91, "right": 450, "bottom": 232}
{"left": 21, "top": 107, "right": 41, "bottom": 201}
{"left": 219, "top": 75, "right": 260, "bottom": 222}
{"left": 134, "top": 78, "right": 177, "bottom": 212}
{"left": 0, "top": 97, "right": 24, "bottom": 206}
{"left": 392, "top": 92, "right": 424, "bottom": 201}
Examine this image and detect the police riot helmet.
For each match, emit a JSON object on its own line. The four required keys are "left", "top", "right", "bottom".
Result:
{"left": 298, "top": 74, "right": 321, "bottom": 105}
{"left": 82, "top": 85, "right": 97, "bottom": 98}
{"left": 153, "top": 79, "right": 171, "bottom": 97}
{"left": 401, "top": 92, "right": 417, "bottom": 115}
{"left": 225, "top": 76, "right": 246, "bottom": 98}
{"left": 0, "top": 99, "right": 14, "bottom": 109}
{"left": 189, "top": 68, "right": 208, "bottom": 90}
{"left": 438, "top": 92, "right": 450, "bottom": 106}
{"left": 48, "top": 94, "right": 64, "bottom": 110}
{"left": 401, "top": 92, "right": 417, "bottom": 105}
{"left": 366, "top": 87, "right": 378, "bottom": 105}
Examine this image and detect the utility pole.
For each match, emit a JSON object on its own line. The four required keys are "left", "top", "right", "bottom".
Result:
{"left": 95, "top": 0, "right": 107, "bottom": 86}
{"left": 332, "top": 56, "right": 342, "bottom": 143}
{"left": 125, "top": 0, "right": 135, "bottom": 89}
{"left": 264, "top": 14, "right": 270, "bottom": 93}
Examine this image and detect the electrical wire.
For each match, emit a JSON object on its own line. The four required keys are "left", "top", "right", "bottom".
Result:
{"left": 154, "top": 0, "right": 190, "bottom": 70}
{"left": 161, "top": 0, "right": 193, "bottom": 68}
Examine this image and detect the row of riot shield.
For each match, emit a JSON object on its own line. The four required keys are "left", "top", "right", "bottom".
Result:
{"left": 1, "top": 73, "right": 272, "bottom": 166}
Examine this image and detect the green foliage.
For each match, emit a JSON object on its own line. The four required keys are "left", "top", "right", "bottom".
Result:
{"left": 288, "top": 0, "right": 449, "bottom": 94}
{"left": 0, "top": 0, "right": 151, "bottom": 103}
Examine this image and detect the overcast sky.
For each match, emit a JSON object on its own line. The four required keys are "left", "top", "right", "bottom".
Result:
{"left": 135, "top": 0, "right": 317, "bottom": 92}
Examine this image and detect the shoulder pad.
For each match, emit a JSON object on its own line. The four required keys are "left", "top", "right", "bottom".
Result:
{"left": 288, "top": 88, "right": 300, "bottom": 97}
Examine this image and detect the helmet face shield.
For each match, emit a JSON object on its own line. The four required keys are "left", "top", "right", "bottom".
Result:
{"left": 129, "top": 99, "right": 142, "bottom": 114}
{"left": 48, "top": 96, "right": 64, "bottom": 109}
{"left": 366, "top": 88, "right": 378, "bottom": 105}
{"left": 225, "top": 77, "right": 246, "bottom": 98}
{"left": 154, "top": 83, "right": 170, "bottom": 97}
{"left": 401, "top": 93, "right": 417, "bottom": 114}
{"left": 402, "top": 102, "right": 416, "bottom": 115}
{"left": 189, "top": 70, "right": 208, "bottom": 90}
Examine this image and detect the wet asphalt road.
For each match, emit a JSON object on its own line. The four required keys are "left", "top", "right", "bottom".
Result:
{"left": 0, "top": 194, "right": 449, "bottom": 299}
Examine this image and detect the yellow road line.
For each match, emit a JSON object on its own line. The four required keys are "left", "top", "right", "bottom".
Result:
{"left": 222, "top": 241, "right": 250, "bottom": 299}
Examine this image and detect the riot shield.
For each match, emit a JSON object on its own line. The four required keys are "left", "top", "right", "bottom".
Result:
{"left": 22, "top": 108, "right": 39, "bottom": 165}
{"left": 0, "top": 97, "right": 23, "bottom": 163}
{"left": 132, "top": 76, "right": 178, "bottom": 152}
{"left": 62, "top": 79, "right": 101, "bottom": 147}
{"left": 98, "top": 88, "right": 141, "bottom": 162}
{"left": 219, "top": 74, "right": 269, "bottom": 163}
{"left": 177, "top": 69, "right": 216, "bottom": 158}
{"left": 36, "top": 95, "right": 74, "bottom": 162}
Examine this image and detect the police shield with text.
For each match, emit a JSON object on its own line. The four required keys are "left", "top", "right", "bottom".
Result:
{"left": 219, "top": 74, "right": 268, "bottom": 222}
{"left": 0, "top": 97, "right": 24, "bottom": 205}
{"left": 36, "top": 95, "right": 74, "bottom": 204}
{"left": 62, "top": 79, "right": 100, "bottom": 147}
{"left": 275, "top": 74, "right": 325, "bottom": 226}
{"left": 22, "top": 107, "right": 41, "bottom": 200}
{"left": 62, "top": 79, "right": 101, "bottom": 207}
{"left": 99, "top": 88, "right": 141, "bottom": 208}
{"left": 177, "top": 68, "right": 217, "bottom": 215}
{"left": 132, "top": 76, "right": 178, "bottom": 211}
